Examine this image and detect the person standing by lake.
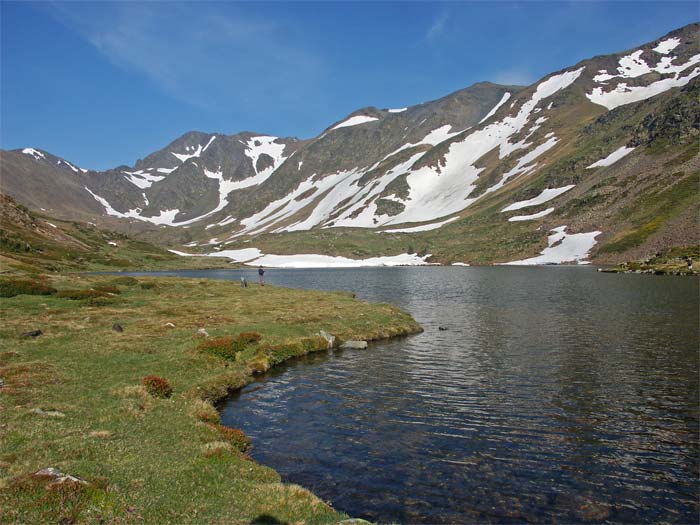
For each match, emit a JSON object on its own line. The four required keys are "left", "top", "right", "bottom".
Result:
{"left": 258, "top": 265, "right": 265, "bottom": 286}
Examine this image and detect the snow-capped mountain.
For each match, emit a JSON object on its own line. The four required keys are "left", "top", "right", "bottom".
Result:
{"left": 1, "top": 23, "right": 698, "bottom": 265}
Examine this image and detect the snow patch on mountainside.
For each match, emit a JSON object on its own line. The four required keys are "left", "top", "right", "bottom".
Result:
{"left": 587, "top": 146, "right": 635, "bottom": 168}
{"left": 501, "top": 185, "right": 575, "bottom": 212}
{"left": 169, "top": 247, "right": 431, "bottom": 268}
{"left": 122, "top": 170, "right": 165, "bottom": 189}
{"left": 171, "top": 136, "right": 216, "bottom": 162}
{"left": 507, "top": 207, "right": 554, "bottom": 222}
{"left": 331, "top": 115, "right": 379, "bottom": 130}
{"left": 593, "top": 50, "right": 700, "bottom": 82}
{"left": 479, "top": 92, "right": 511, "bottom": 123}
{"left": 232, "top": 168, "right": 365, "bottom": 236}
{"left": 381, "top": 216, "right": 460, "bottom": 233}
{"left": 502, "top": 226, "right": 601, "bottom": 265}
{"left": 588, "top": 50, "right": 700, "bottom": 110}
{"left": 58, "top": 159, "right": 82, "bottom": 173}
{"left": 654, "top": 37, "right": 681, "bottom": 54}
{"left": 246, "top": 252, "right": 430, "bottom": 268}
{"left": 388, "top": 107, "right": 407, "bottom": 113}
{"left": 243, "top": 136, "right": 288, "bottom": 181}
{"left": 22, "top": 148, "right": 45, "bottom": 160}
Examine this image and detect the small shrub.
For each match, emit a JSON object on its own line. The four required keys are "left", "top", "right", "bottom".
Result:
{"left": 190, "top": 399, "right": 221, "bottom": 424}
{"left": 236, "top": 332, "right": 262, "bottom": 345}
{"left": 85, "top": 296, "right": 117, "bottom": 307}
{"left": 56, "top": 289, "right": 109, "bottom": 300}
{"left": 197, "top": 337, "right": 239, "bottom": 360}
{"left": 108, "top": 276, "right": 139, "bottom": 286}
{"left": 214, "top": 425, "right": 251, "bottom": 452}
{"left": 0, "top": 279, "right": 57, "bottom": 298}
{"left": 92, "top": 285, "right": 120, "bottom": 294}
{"left": 142, "top": 376, "right": 173, "bottom": 398}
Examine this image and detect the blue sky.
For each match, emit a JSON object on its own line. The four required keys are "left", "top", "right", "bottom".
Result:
{"left": 1, "top": 1, "right": 697, "bottom": 170}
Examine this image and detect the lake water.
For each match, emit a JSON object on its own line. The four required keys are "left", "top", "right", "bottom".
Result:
{"left": 127, "top": 267, "right": 699, "bottom": 523}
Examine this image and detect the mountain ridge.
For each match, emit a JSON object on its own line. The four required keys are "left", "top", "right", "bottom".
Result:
{"left": 1, "top": 22, "right": 698, "bottom": 266}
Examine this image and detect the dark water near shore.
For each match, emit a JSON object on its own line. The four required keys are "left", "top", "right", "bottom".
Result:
{"left": 127, "top": 267, "right": 699, "bottom": 523}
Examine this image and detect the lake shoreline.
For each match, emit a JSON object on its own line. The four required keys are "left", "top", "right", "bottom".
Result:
{"left": 0, "top": 273, "right": 422, "bottom": 524}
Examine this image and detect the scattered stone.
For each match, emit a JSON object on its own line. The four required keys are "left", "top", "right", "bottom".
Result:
{"left": 339, "top": 520, "right": 372, "bottom": 525}
{"left": 197, "top": 328, "right": 209, "bottom": 337}
{"left": 438, "top": 326, "right": 448, "bottom": 331}
{"left": 30, "top": 408, "right": 65, "bottom": 418}
{"left": 21, "top": 330, "right": 43, "bottom": 338}
{"left": 0, "top": 378, "right": 4, "bottom": 388}
{"left": 164, "top": 322, "right": 176, "bottom": 328}
{"left": 112, "top": 323, "right": 124, "bottom": 333}
{"left": 32, "top": 467, "right": 88, "bottom": 487}
{"left": 318, "top": 330, "right": 336, "bottom": 349}
{"left": 339, "top": 340, "right": 368, "bottom": 350}
{"left": 89, "top": 430, "right": 111, "bottom": 439}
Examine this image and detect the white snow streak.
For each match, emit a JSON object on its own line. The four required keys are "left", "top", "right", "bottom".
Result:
{"left": 22, "top": 148, "right": 45, "bottom": 160}
{"left": 122, "top": 170, "right": 165, "bottom": 189}
{"left": 245, "top": 252, "right": 430, "bottom": 268}
{"left": 169, "top": 248, "right": 431, "bottom": 268}
{"left": 381, "top": 216, "right": 460, "bottom": 233}
{"left": 171, "top": 136, "right": 216, "bottom": 162}
{"left": 507, "top": 207, "right": 554, "bottom": 222}
{"left": 588, "top": 50, "right": 700, "bottom": 110}
{"left": 586, "top": 146, "right": 635, "bottom": 168}
{"left": 331, "top": 115, "right": 379, "bottom": 130}
{"left": 479, "top": 92, "right": 511, "bottom": 124}
{"left": 501, "top": 185, "right": 575, "bottom": 212}
{"left": 388, "top": 108, "right": 408, "bottom": 113}
{"left": 503, "top": 226, "right": 601, "bottom": 265}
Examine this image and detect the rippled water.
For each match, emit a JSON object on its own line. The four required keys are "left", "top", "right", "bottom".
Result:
{"left": 129, "top": 266, "right": 699, "bottom": 523}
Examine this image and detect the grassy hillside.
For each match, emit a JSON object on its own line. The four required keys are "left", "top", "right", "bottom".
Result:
{"left": 0, "top": 194, "right": 231, "bottom": 273}
{"left": 0, "top": 273, "right": 421, "bottom": 523}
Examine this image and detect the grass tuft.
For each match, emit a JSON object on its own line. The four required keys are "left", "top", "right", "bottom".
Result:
{"left": 0, "top": 278, "right": 57, "bottom": 298}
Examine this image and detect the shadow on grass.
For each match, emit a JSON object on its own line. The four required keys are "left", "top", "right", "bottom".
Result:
{"left": 251, "top": 514, "right": 288, "bottom": 525}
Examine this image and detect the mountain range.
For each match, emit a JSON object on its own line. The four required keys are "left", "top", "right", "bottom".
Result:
{"left": 1, "top": 23, "right": 698, "bottom": 266}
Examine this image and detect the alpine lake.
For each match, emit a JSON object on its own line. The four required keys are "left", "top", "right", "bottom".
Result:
{"left": 122, "top": 266, "right": 699, "bottom": 524}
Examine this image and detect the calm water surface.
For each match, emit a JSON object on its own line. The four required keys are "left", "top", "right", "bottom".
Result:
{"left": 128, "top": 267, "right": 699, "bottom": 523}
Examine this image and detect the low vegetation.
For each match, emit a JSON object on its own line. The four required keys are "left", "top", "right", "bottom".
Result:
{"left": 599, "top": 245, "right": 700, "bottom": 275}
{"left": 0, "top": 274, "right": 421, "bottom": 523}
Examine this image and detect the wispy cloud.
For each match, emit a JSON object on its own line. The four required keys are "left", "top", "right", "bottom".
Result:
{"left": 490, "top": 67, "right": 536, "bottom": 87}
{"left": 425, "top": 10, "right": 450, "bottom": 42}
{"left": 44, "top": 2, "right": 324, "bottom": 112}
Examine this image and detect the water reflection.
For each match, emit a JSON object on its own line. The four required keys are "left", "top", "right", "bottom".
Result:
{"left": 125, "top": 266, "right": 699, "bottom": 523}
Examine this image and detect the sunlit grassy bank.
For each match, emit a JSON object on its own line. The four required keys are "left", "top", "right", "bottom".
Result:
{"left": 0, "top": 274, "right": 421, "bottom": 524}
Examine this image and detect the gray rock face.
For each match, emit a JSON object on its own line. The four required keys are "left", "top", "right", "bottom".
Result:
{"left": 339, "top": 340, "right": 368, "bottom": 350}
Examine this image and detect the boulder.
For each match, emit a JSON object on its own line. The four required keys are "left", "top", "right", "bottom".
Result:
{"left": 340, "top": 340, "right": 368, "bottom": 350}
{"left": 32, "top": 467, "right": 88, "bottom": 487}
{"left": 30, "top": 408, "right": 65, "bottom": 418}
{"left": 21, "top": 330, "right": 42, "bottom": 338}
{"left": 112, "top": 323, "right": 124, "bottom": 333}
{"left": 318, "top": 330, "right": 336, "bottom": 349}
